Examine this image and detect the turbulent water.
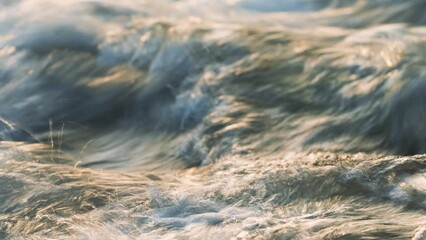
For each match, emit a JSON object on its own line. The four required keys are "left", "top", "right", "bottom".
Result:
{"left": 0, "top": 0, "right": 426, "bottom": 239}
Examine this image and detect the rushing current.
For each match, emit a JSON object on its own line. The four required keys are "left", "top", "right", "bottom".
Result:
{"left": 0, "top": 0, "right": 425, "bottom": 239}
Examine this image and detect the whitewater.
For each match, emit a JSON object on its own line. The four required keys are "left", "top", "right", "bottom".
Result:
{"left": 0, "top": 0, "right": 425, "bottom": 239}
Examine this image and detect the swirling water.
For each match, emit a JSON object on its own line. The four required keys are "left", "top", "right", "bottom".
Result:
{"left": 0, "top": 0, "right": 425, "bottom": 239}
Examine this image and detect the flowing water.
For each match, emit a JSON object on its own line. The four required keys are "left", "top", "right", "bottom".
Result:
{"left": 0, "top": 0, "right": 425, "bottom": 239}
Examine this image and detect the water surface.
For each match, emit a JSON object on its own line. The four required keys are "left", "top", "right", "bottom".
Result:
{"left": 0, "top": 0, "right": 425, "bottom": 239}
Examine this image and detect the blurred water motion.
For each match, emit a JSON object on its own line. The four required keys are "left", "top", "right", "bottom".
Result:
{"left": 0, "top": 0, "right": 425, "bottom": 239}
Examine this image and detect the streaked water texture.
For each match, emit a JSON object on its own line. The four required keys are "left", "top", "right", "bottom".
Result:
{"left": 0, "top": 0, "right": 425, "bottom": 239}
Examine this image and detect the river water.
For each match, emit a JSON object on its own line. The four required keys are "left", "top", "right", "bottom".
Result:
{"left": 0, "top": 0, "right": 425, "bottom": 239}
